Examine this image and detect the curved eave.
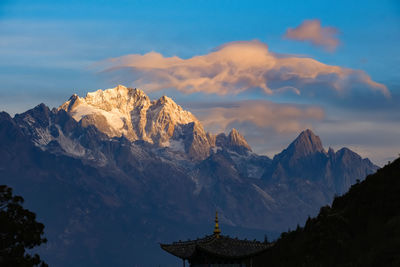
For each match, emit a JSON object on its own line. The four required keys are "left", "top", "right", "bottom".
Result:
{"left": 159, "top": 235, "right": 216, "bottom": 259}
{"left": 160, "top": 243, "right": 193, "bottom": 260}
{"left": 195, "top": 243, "right": 272, "bottom": 260}
{"left": 160, "top": 236, "right": 274, "bottom": 260}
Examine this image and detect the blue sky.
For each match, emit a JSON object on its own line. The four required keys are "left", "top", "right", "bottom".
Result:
{"left": 0, "top": 0, "right": 399, "bottom": 165}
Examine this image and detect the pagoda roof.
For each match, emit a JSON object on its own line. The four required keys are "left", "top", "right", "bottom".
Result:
{"left": 160, "top": 234, "right": 271, "bottom": 260}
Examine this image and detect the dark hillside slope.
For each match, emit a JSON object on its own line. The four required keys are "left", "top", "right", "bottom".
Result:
{"left": 257, "top": 157, "right": 400, "bottom": 267}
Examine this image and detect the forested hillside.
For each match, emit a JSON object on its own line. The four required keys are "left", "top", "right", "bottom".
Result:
{"left": 256, "top": 157, "right": 400, "bottom": 267}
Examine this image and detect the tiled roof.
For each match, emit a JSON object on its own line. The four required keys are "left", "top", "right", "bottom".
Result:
{"left": 160, "top": 235, "right": 270, "bottom": 260}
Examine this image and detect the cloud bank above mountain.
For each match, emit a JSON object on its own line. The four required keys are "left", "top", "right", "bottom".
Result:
{"left": 194, "top": 100, "right": 324, "bottom": 134}
{"left": 284, "top": 19, "right": 339, "bottom": 51}
{"left": 98, "top": 40, "right": 389, "bottom": 98}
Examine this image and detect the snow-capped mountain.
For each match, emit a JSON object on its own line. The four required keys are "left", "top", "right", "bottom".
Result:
{"left": 0, "top": 85, "right": 378, "bottom": 266}
{"left": 57, "top": 85, "right": 249, "bottom": 160}
{"left": 59, "top": 85, "right": 197, "bottom": 144}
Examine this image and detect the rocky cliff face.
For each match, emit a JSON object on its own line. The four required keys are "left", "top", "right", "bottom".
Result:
{"left": 0, "top": 85, "right": 379, "bottom": 267}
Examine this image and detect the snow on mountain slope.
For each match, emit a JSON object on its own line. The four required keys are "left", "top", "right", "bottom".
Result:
{"left": 57, "top": 85, "right": 254, "bottom": 160}
{"left": 59, "top": 85, "right": 199, "bottom": 146}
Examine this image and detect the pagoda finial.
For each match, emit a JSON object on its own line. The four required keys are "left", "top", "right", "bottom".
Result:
{"left": 213, "top": 211, "right": 221, "bottom": 238}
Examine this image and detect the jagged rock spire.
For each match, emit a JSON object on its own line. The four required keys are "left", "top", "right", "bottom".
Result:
{"left": 228, "top": 128, "right": 252, "bottom": 151}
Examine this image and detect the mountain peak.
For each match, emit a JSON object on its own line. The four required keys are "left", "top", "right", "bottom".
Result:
{"left": 275, "top": 129, "right": 325, "bottom": 162}
{"left": 292, "top": 129, "right": 324, "bottom": 154}
{"left": 84, "top": 85, "right": 149, "bottom": 106}
{"left": 298, "top": 129, "right": 317, "bottom": 139}
{"left": 152, "top": 95, "right": 180, "bottom": 110}
{"left": 158, "top": 95, "right": 173, "bottom": 103}
{"left": 230, "top": 128, "right": 240, "bottom": 136}
{"left": 228, "top": 128, "right": 251, "bottom": 151}
{"left": 214, "top": 128, "right": 252, "bottom": 154}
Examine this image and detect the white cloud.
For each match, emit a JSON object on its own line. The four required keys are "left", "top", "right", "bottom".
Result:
{"left": 284, "top": 19, "right": 339, "bottom": 51}
{"left": 192, "top": 100, "right": 324, "bottom": 134}
{"left": 98, "top": 40, "right": 389, "bottom": 98}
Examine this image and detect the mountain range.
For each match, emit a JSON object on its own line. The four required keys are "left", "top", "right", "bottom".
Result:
{"left": 0, "top": 85, "right": 378, "bottom": 266}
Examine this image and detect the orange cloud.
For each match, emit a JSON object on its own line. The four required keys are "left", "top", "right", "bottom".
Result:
{"left": 99, "top": 40, "right": 389, "bottom": 98}
{"left": 194, "top": 100, "right": 325, "bottom": 134}
{"left": 284, "top": 19, "right": 339, "bottom": 51}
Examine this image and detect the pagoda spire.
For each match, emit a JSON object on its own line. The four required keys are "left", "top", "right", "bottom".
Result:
{"left": 213, "top": 211, "right": 221, "bottom": 238}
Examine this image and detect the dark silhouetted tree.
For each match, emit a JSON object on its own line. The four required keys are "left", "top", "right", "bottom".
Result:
{"left": 0, "top": 185, "right": 48, "bottom": 267}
